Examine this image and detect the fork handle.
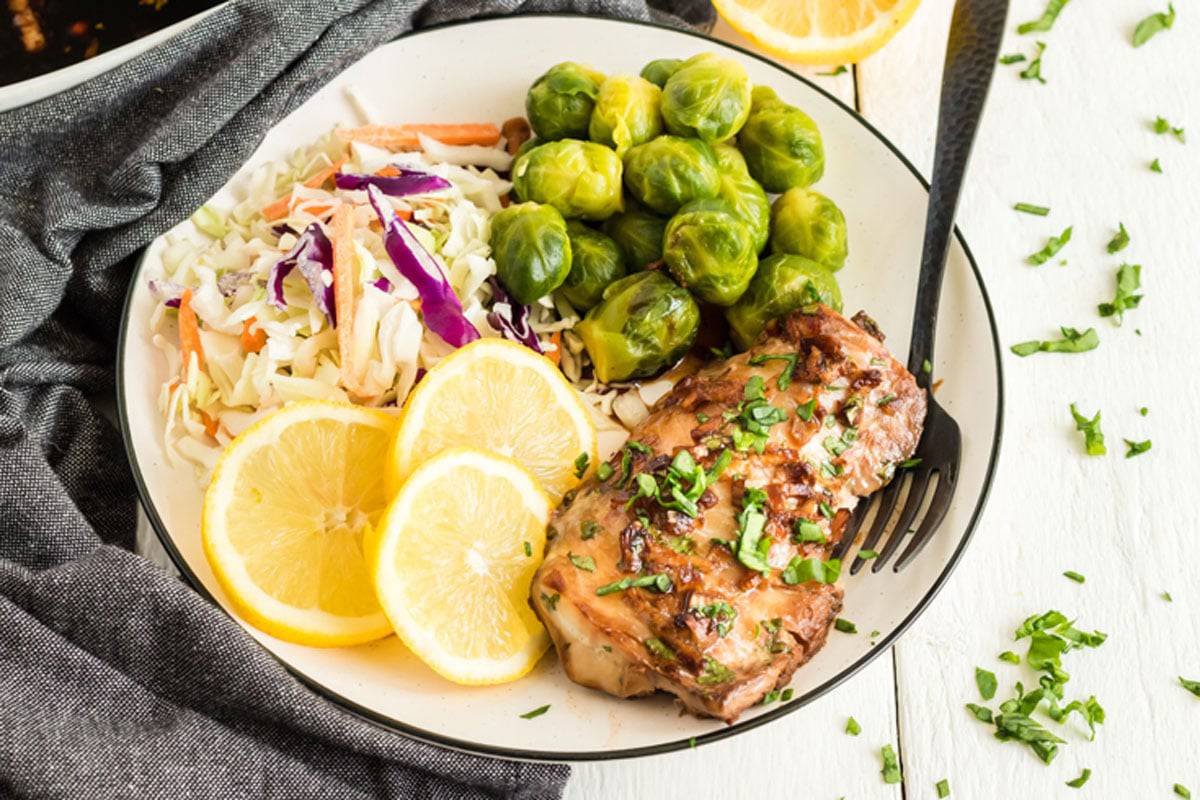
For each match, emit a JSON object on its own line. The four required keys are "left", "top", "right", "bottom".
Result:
{"left": 907, "top": 0, "right": 1010, "bottom": 384}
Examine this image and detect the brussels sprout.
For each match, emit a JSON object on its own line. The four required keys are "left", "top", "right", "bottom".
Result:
{"left": 588, "top": 75, "right": 663, "bottom": 156}
{"left": 738, "top": 85, "right": 825, "bottom": 192}
{"left": 660, "top": 53, "right": 752, "bottom": 142}
{"left": 489, "top": 202, "right": 573, "bottom": 305}
{"left": 576, "top": 271, "right": 700, "bottom": 383}
{"left": 561, "top": 221, "right": 627, "bottom": 311}
{"left": 622, "top": 135, "right": 721, "bottom": 216}
{"left": 663, "top": 199, "right": 758, "bottom": 306}
{"left": 725, "top": 254, "right": 842, "bottom": 350}
{"left": 512, "top": 139, "right": 624, "bottom": 221}
{"left": 640, "top": 58, "right": 683, "bottom": 88}
{"left": 526, "top": 62, "right": 607, "bottom": 141}
{"left": 770, "top": 188, "right": 848, "bottom": 271}
{"left": 712, "top": 144, "right": 771, "bottom": 253}
{"left": 603, "top": 203, "right": 668, "bottom": 269}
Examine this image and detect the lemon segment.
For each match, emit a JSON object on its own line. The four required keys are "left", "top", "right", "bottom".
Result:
{"left": 388, "top": 338, "right": 596, "bottom": 500}
{"left": 201, "top": 401, "right": 396, "bottom": 647}
{"left": 713, "top": 0, "right": 923, "bottom": 65}
{"left": 369, "top": 447, "right": 553, "bottom": 685}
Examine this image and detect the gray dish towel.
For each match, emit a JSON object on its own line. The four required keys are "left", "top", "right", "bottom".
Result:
{"left": 0, "top": 2, "right": 714, "bottom": 797}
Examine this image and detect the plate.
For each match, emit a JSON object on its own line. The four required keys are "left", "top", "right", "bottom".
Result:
{"left": 118, "top": 14, "right": 1003, "bottom": 761}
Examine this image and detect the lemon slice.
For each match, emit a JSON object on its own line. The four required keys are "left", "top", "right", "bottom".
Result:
{"left": 713, "top": 0, "right": 922, "bottom": 65}
{"left": 389, "top": 338, "right": 596, "bottom": 499}
{"left": 368, "top": 447, "right": 552, "bottom": 685}
{"left": 202, "top": 401, "right": 396, "bottom": 647}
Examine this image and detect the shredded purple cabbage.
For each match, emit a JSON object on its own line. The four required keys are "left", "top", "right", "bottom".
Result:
{"left": 371, "top": 277, "right": 392, "bottom": 293}
{"left": 485, "top": 277, "right": 543, "bottom": 354}
{"left": 366, "top": 184, "right": 479, "bottom": 348}
{"left": 148, "top": 279, "right": 187, "bottom": 308}
{"left": 335, "top": 169, "right": 451, "bottom": 197}
{"left": 268, "top": 222, "right": 336, "bottom": 325}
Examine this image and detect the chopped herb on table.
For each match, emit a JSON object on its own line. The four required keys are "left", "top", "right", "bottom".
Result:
{"left": 1014, "top": 202, "right": 1050, "bottom": 216}
{"left": 1069, "top": 403, "right": 1106, "bottom": 455}
{"left": 818, "top": 65, "right": 848, "bottom": 76}
{"left": 1011, "top": 326, "right": 1099, "bottom": 356}
{"left": 975, "top": 667, "right": 998, "bottom": 700}
{"left": 1154, "top": 116, "right": 1186, "bottom": 142}
{"left": 519, "top": 704, "right": 550, "bottom": 719}
{"left": 1161, "top": 590, "right": 1173, "bottom": 602}
{"left": 845, "top": 716, "right": 861, "bottom": 736}
{"left": 965, "top": 703, "right": 993, "bottom": 723}
{"left": 1018, "top": 0, "right": 1070, "bottom": 33}
{"left": 1132, "top": 3, "right": 1175, "bottom": 47}
{"left": 999, "top": 651, "right": 1021, "bottom": 664}
{"left": 1063, "top": 570, "right": 1086, "bottom": 583}
{"left": 999, "top": 53, "right": 1027, "bottom": 64}
{"left": 1027, "top": 225, "right": 1072, "bottom": 265}
{"left": 1066, "top": 768, "right": 1092, "bottom": 788}
{"left": 1020, "top": 42, "right": 1048, "bottom": 83}
{"left": 1180, "top": 677, "right": 1200, "bottom": 698}
{"left": 858, "top": 549, "right": 878, "bottom": 560}
{"left": 1175, "top": 785, "right": 1192, "bottom": 799}
{"left": 1098, "top": 263, "right": 1143, "bottom": 324}
{"left": 834, "top": 618, "right": 857, "bottom": 634}
{"left": 1124, "top": 439, "right": 1152, "bottom": 458}
{"left": 937, "top": 778, "right": 951, "bottom": 798}
{"left": 880, "top": 744, "right": 902, "bottom": 784}
{"left": 1106, "top": 222, "right": 1130, "bottom": 253}
{"left": 1150, "top": 158, "right": 1164, "bottom": 173}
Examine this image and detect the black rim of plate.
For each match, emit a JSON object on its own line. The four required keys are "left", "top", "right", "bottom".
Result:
{"left": 116, "top": 12, "right": 1006, "bottom": 764}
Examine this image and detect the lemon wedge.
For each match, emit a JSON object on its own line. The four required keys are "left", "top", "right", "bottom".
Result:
{"left": 368, "top": 447, "right": 552, "bottom": 685}
{"left": 201, "top": 401, "right": 396, "bottom": 647}
{"left": 713, "top": 0, "right": 923, "bottom": 65}
{"left": 388, "top": 338, "right": 596, "bottom": 500}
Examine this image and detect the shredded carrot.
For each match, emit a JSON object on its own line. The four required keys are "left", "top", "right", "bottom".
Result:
{"left": 241, "top": 317, "right": 267, "bottom": 354}
{"left": 375, "top": 165, "right": 402, "bottom": 177}
{"left": 198, "top": 409, "right": 220, "bottom": 438}
{"left": 260, "top": 158, "right": 346, "bottom": 221}
{"left": 336, "top": 123, "right": 501, "bottom": 151}
{"left": 546, "top": 332, "right": 562, "bottom": 366}
{"left": 177, "top": 289, "right": 204, "bottom": 376}
{"left": 331, "top": 204, "right": 361, "bottom": 394}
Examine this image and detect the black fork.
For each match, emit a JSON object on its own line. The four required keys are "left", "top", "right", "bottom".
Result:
{"left": 833, "top": 0, "right": 1009, "bottom": 575}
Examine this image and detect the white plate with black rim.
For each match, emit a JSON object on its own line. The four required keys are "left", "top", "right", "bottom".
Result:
{"left": 118, "top": 14, "right": 1003, "bottom": 761}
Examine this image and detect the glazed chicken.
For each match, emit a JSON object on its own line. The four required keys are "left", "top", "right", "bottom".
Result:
{"left": 530, "top": 305, "right": 927, "bottom": 721}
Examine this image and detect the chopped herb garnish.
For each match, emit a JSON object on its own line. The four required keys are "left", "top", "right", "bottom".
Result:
{"left": 1069, "top": 403, "right": 1106, "bottom": 455}
{"left": 845, "top": 716, "right": 861, "bottom": 736}
{"left": 782, "top": 556, "right": 841, "bottom": 585}
{"left": 781, "top": 688, "right": 793, "bottom": 701}
{"left": 1132, "top": 3, "right": 1175, "bottom": 47}
{"left": 1106, "top": 222, "right": 1130, "bottom": 253}
{"left": 922, "top": 359, "right": 932, "bottom": 374}
{"left": 581, "top": 520, "right": 602, "bottom": 540}
{"left": 1175, "top": 785, "right": 1191, "bottom": 799}
{"left": 735, "top": 487, "right": 772, "bottom": 574}
{"left": 1011, "top": 326, "right": 1099, "bottom": 356}
{"left": 999, "top": 53, "right": 1027, "bottom": 64}
{"left": 1063, "top": 570, "right": 1085, "bottom": 584}
{"left": 568, "top": 553, "right": 595, "bottom": 572}
{"left": 596, "top": 462, "right": 614, "bottom": 482}
{"left": 644, "top": 637, "right": 675, "bottom": 660}
{"left": 523, "top": 541, "right": 533, "bottom": 557}
{"left": 1027, "top": 225, "right": 1072, "bottom": 265}
{"left": 698, "top": 657, "right": 736, "bottom": 685}
{"left": 898, "top": 457, "right": 923, "bottom": 469}
{"left": 706, "top": 448, "right": 733, "bottom": 482}
{"left": 796, "top": 398, "right": 817, "bottom": 421}
{"left": 1154, "top": 116, "right": 1186, "bottom": 142}
{"left": 729, "top": 379, "right": 789, "bottom": 453}
{"left": 1124, "top": 439, "right": 1152, "bottom": 458}
{"left": 1020, "top": 41, "right": 1048, "bottom": 83}
{"left": 818, "top": 501, "right": 835, "bottom": 519}
{"left": 519, "top": 704, "right": 550, "bottom": 719}
{"left": 937, "top": 778, "right": 951, "bottom": 798}
{"left": 966, "top": 703, "right": 994, "bottom": 723}
{"left": 1180, "top": 676, "right": 1200, "bottom": 697}
{"left": 749, "top": 352, "right": 799, "bottom": 390}
{"left": 1066, "top": 768, "right": 1091, "bottom": 788}
{"left": 688, "top": 737, "right": 697, "bottom": 749}
{"left": 596, "top": 573, "right": 672, "bottom": 596}
{"left": 1097, "top": 263, "right": 1143, "bottom": 324}
{"left": 665, "top": 535, "right": 695, "bottom": 554}
{"left": 1017, "top": 0, "right": 1069, "bottom": 34}
{"left": 877, "top": 393, "right": 897, "bottom": 407}
{"left": 573, "top": 451, "right": 589, "bottom": 479}
{"left": 818, "top": 65, "right": 848, "bottom": 76}
{"left": 858, "top": 549, "right": 879, "bottom": 560}
{"left": 999, "top": 651, "right": 1021, "bottom": 665}
{"left": 834, "top": 618, "right": 857, "bottom": 634}
{"left": 1014, "top": 202, "right": 1050, "bottom": 216}
{"left": 793, "top": 518, "right": 826, "bottom": 544}
{"left": 696, "top": 412, "right": 710, "bottom": 423}
{"left": 976, "top": 667, "right": 999, "bottom": 700}
{"left": 695, "top": 601, "right": 737, "bottom": 637}
{"left": 1140, "top": 406, "right": 1149, "bottom": 416}
{"left": 540, "top": 592, "right": 560, "bottom": 611}
{"left": 1150, "top": 158, "right": 1163, "bottom": 173}
{"left": 880, "top": 744, "right": 902, "bottom": 784}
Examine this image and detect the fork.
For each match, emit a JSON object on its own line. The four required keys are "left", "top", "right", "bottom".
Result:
{"left": 833, "top": 0, "right": 1009, "bottom": 575}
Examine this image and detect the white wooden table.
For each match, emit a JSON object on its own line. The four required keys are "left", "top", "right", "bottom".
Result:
{"left": 568, "top": 3, "right": 1200, "bottom": 797}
